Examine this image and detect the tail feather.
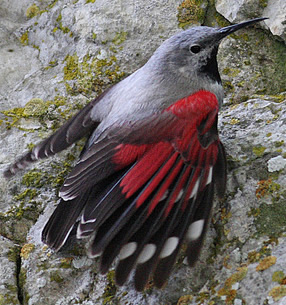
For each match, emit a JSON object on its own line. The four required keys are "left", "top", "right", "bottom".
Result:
{"left": 213, "top": 142, "right": 227, "bottom": 198}
{"left": 186, "top": 183, "right": 214, "bottom": 266}
{"left": 42, "top": 192, "right": 90, "bottom": 251}
{"left": 3, "top": 98, "right": 100, "bottom": 178}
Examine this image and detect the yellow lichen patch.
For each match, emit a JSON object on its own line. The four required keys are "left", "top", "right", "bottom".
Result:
{"left": 20, "top": 244, "right": 35, "bottom": 259}
{"left": 42, "top": 245, "right": 49, "bottom": 252}
{"left": 272, "top": 271, "right": 286, "bottom": 284}
{"left": 217, "top": 288, "right": 237, "bottom": 304}
{"left": 63, "top": 53, "right": 125, "bottom": 97}
{"left": 102, "top": 270, "right": 117, "bottom": 305}
{"left": 229, "top": 118, "right": 240, "bottom": 125}
{"left": 177, "top": 0, "right": 207, "bottom": 28}
{"left": 256, "top": 256, "right": 277, "bottom": 271}
{"left": 225, "top": 266, "right": 248, "bottom": 289}
{"left": 26, "top": 4, "right": 40, "bottom": 18}
{"left": 64, "top": 54, "right": 79, "bottom": 81}
{"left": 23, "top": 98, "right": 48, "bottom": 116}
{"left": 255, "top": 179, "right": 281, "bottom": 199}
{"left": 247, "top": 250, "right": 261, "bottom": 263}
{"left": 20, "top": 31, "right": 29, "bottom": 45}
{"left": 177, "top": 295, "right": 193, "bottom": 305}
{"left": 218, "top": 266, "right": 248, "bottom": 304}
{"left": 252, "top": 145, "right": 267, "bottom": 157}
{"left": 269, "top": 286, "right": 286, "bottom": 301}
{"left": 60, "top": 257, "right": 73, "bottom": 268}
{"left": 223, "top": 255, "right": 232, "bottom": 270}
{"left": 230, "top": 104, "right": 239, "bottom": 110}
{"left": 112, "top": 32, "right": 128, "bottom": 45}
{"left": 14, "top": 189, "right": 38, "bottom": 203}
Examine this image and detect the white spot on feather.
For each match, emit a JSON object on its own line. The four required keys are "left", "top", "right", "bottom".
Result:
{"left": 190, "top": 179, "right": 200, "bottom": 199}
{"left": 187, "top": 220, "right": 204, "bottom": 241}
{"left": 80, "top": 214, "right": 96, "bottom": 224}
{"left": 160, "top": 190, "right": 169, "bottom": 201}
{"left": 137, "top": 244, "right": 156, "bottom": 264}
{"left": 206, "top": 167, "right": 213, "bottom": 185}
{"left": 119, "top": 242, "right": 137, "bottom": 260}
{"left": 76, "top": 224, "right": 93, "bottom": 239}
{"left": 59, "top": 191, "right": 77, "bottom": 201}
{"left": 159, "top": 237, "right": 179, "bottom": 258}
{"left": 87, "top": 250, "right": 101, "bottom": 258}
{"left": 176, "top": 190, "right": 184, "bottom": 202}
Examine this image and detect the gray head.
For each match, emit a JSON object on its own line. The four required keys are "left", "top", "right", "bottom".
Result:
{"left": 149, "top": 18, "right": 267, "bottom": 85}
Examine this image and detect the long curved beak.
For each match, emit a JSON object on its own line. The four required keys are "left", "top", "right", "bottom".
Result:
{"left": 218, "top": 17, "right": 268, "bottom": 39}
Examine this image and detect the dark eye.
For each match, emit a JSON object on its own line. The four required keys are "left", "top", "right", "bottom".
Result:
{"left": 190, "top": 45, "right": 201, "bottom": 54}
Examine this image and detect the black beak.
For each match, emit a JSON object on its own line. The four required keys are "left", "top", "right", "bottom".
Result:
{"left": 218, "top": 17, "right": 268, "bottom": 39}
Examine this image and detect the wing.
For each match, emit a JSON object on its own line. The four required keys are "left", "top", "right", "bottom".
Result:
{"left": 42, "top": 90, "right": 227, "bottom": 290}
{"left": 2, "top": 89, "right": 114, "bottom": 178}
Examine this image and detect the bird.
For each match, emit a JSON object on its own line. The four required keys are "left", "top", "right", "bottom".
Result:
{"left": 4, "top": 17, "right": 266, "bottom": 291}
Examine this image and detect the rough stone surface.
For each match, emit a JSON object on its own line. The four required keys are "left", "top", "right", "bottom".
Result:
{"left": 263, "top": 0, "right": 286, "bottom": 43}
{"left": 215, "top": 0, "right": 286, "bottom": 43}
{"left": 0, "top": 236, "right": 20, "bottom": 304}
{"left": 215, "top": 0, "right": 265, "bottom": 23}
{"left": 0, "top": 0, "right": 286, "bottom": 304}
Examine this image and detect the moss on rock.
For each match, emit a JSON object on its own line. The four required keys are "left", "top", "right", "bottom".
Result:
{"left": 177, "top": 0, "right": 208, "bottom": 28}
{"left": 63, "top": 53, "right": 125, "bottom": 97}
{"left": 26, "top": 4, "right": 40, "bottom": 19}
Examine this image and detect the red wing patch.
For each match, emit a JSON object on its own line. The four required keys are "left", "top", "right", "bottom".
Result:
{"left": 112, "top": 90, "right": 220, "bottom": 217}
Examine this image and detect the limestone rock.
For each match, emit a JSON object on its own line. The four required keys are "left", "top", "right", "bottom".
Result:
{"left": 263, "top": 0, "right": 286, "bottom": 43}
{"left": 215, "top": 0, "right": 286, "bottom": 43}
{"left": 215, "top": 0, "right": 265, "bottom": 23}
{"left": 0, "top": 0, "right": 286, "bottom": 304}
{"left": 0, "top": 236, "right": 20, "bottom": 304}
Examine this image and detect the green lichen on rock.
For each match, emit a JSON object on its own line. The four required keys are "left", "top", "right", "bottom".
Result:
{"left": 102, "top": 270, "right": 117, "bottom": 305}
{"left": 112, "top": 32, "right": 128, "bottom": 45}
{"left": 0, "top": 95, "right": 76, "bottom": 131}
{"left": 20, "top": 31, "right": 29, "bottom": 46}
{"left": 54, "top": 13, "right": 72, "bottom": 35}
{"left": 252, "top": 33, "right": 286, "bottom": 95}
{"left": 272, "top": 271, "right": 285, "bottom": 284}
{"left": 1, "top": 98, "right": 47, "bottom": 130}
{"left": 26, "top": 4, "right": 40, "bottom": 19}
{"left": 63, "top": 55, "right": 79, "bottom": 81}
{"left": 269, "top": 285, "right": 286, "bottom": 302}
{"left": 60, "top": 257, "right": 73, "bottom": 269}
{"left": 63, "top": 53, "right": 125, "bottom": 97}
{"left": 14, "top": 189, "right": 38, "bottom": 203}
{"left": 23, "top": 98, "right": 48, "bottom": 116}
{"left": 7, "top": 246, "right": 19, "bottom": 263}
{"left": 252, "top": 145, "right": 266, "bottom": 157}
{"left": 22, "top": 170, "right": 45, "bottom": 188}
{"left": 222, "top": 68, "right": 241, "bottom": 78}
{"left": 254, "top": 197, "right": 286, "bottom": 237}
{"left": 50, "top": 271, "right": 64, "bottom": 283}
{"left": 0, "top": 292, "right": 18, "bottom": 305}
{"left": 217, "top": 266, "right": 248, "bottom": 303}
{"left": 259, "top": 0, "right": 268, "bottom": 8}
{"left": 177, "top": 0, "right": 208, "bottom": 28}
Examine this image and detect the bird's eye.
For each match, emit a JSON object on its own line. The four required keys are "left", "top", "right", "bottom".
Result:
{"left": 189, "top": 45, "right": 201, "bottom": 54}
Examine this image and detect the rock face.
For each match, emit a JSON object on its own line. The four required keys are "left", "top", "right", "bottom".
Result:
{"left": 215, "top": 0, "right": 286, "bottom": 43}
{"left": 0, "top": 0, "right": 286, "bottom": 304}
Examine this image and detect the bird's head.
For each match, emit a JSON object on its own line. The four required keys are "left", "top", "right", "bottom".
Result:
{"left": 150, "top": 18, "right": 267, "bottom": 86}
